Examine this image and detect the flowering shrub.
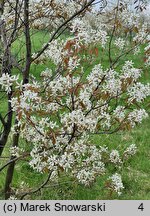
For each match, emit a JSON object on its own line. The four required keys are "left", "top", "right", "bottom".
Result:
{"left": 1, "top": 56, "right": 149, "bottom": 197}
{"left": 0, "top": 0, "right": 150, "bottom": 199}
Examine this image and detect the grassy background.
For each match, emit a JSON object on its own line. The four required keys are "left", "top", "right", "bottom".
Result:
{"left": 0, "top": 31, "right": 150, "bottom": 200}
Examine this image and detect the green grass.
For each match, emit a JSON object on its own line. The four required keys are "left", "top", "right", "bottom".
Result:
{"left": 0, "top": 30, "right": 150, "bottom": 200}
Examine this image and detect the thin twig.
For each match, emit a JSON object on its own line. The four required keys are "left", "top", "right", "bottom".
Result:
{"left": 32, "top": 0, "right": 98, "bottom": 62}
{"left": 20, "top": 171, "right": 52, "bottom": 200}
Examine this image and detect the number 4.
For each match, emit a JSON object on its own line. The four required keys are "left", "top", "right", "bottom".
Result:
{"left": 138, "top": 203, "right": 144, "bottom": 211}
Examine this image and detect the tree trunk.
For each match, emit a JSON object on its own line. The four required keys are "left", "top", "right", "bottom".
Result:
{"left": 4, "top": 125, "right": 19, "bottom": 199}
{"left": 0, "top": 47, "right": 13, "bottom": 157}
{"left": 0, "top": 98, "right": 13, "bottom": 157}
{"left": 4, "top": 0, "right": 32, "bottom": 199}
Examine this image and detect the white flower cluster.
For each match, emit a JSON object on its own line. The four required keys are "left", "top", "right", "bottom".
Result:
{"left": 133, "top": 24, "right": 148, "bottom": 43}
{"left": 109, "top": 150, "right": 122, "bottom": 165}
{"left": 76, "top": 169, "right": 96, "bottom": 186}
{"left": 124, "top": 144, "right": 137, "bottom": 159}
{"left": 11, "top": 83, "right": 41, "bottom": 124}
{"left": 109, "top": 173, "right": 124, "bottom": 196}
{"left": 71, "top": 15, "right": 108, "bottom": 47}
{"left": 28, "top": 133, "right": 106, "bottom": 186}
{"left": 87, "top": 64, "right": 105, "bottom": 89}
{"left": 0, "top": 73, "right": 18, "bottom": 93}
{"left": 78, "top": 88, "right": 92, "bottom": 110}
{"left": 120, "top": 8, "right": 140, "bottom": 29}
{"left": 121, "top": 61, "right": 141, "bottom": 81}
{"left": 113, "top": 106, "right": 125, "bottom": 122}
{"left": 44, "top": 40, "right": 64, "bottom": 65}
{"left": 128, "top": 109, "right": 148, "bottom": 128}
{"left": 31, "top": 0, "right": 82, "bottom": 29}
{"left": 114, "top": 38, "right": 125, "bottom": 50}
{"left": 61, "top": 109, "right": 98, "bottom": 133}
{"left": 128, "top": 83, "right": 150, "bottom": 103}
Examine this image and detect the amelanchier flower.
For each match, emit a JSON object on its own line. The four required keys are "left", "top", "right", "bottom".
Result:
{"left": 0, "top": 0, "right": 149, "bottom": 197}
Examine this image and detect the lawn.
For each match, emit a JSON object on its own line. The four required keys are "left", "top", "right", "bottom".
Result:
{"left": 0, "top": 30, "right": 150, "bottom": 200}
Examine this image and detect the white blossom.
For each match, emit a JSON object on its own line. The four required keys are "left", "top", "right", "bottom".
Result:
{"left": 124, "top": 144, "right": 137, "bottom": 159}
{"left": 128, "top": 83, "right": 150, "bottom": 103}
{"left": 109, "top": 173, "right": 124, "bottom": 196}
{"left": 113, "top": 106, "right": 125, "bottom": 122}
{"left": 128, "top": 109, "right": 148, "bottom": 127}
{"left": 110, "top": 150, "right": 122, "bottom": 165}
{"left": 114, "top": 38, "right": 125, "bottom": 50}
{"left": 0, "top": 73, "right": 18, "bottom": 93}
